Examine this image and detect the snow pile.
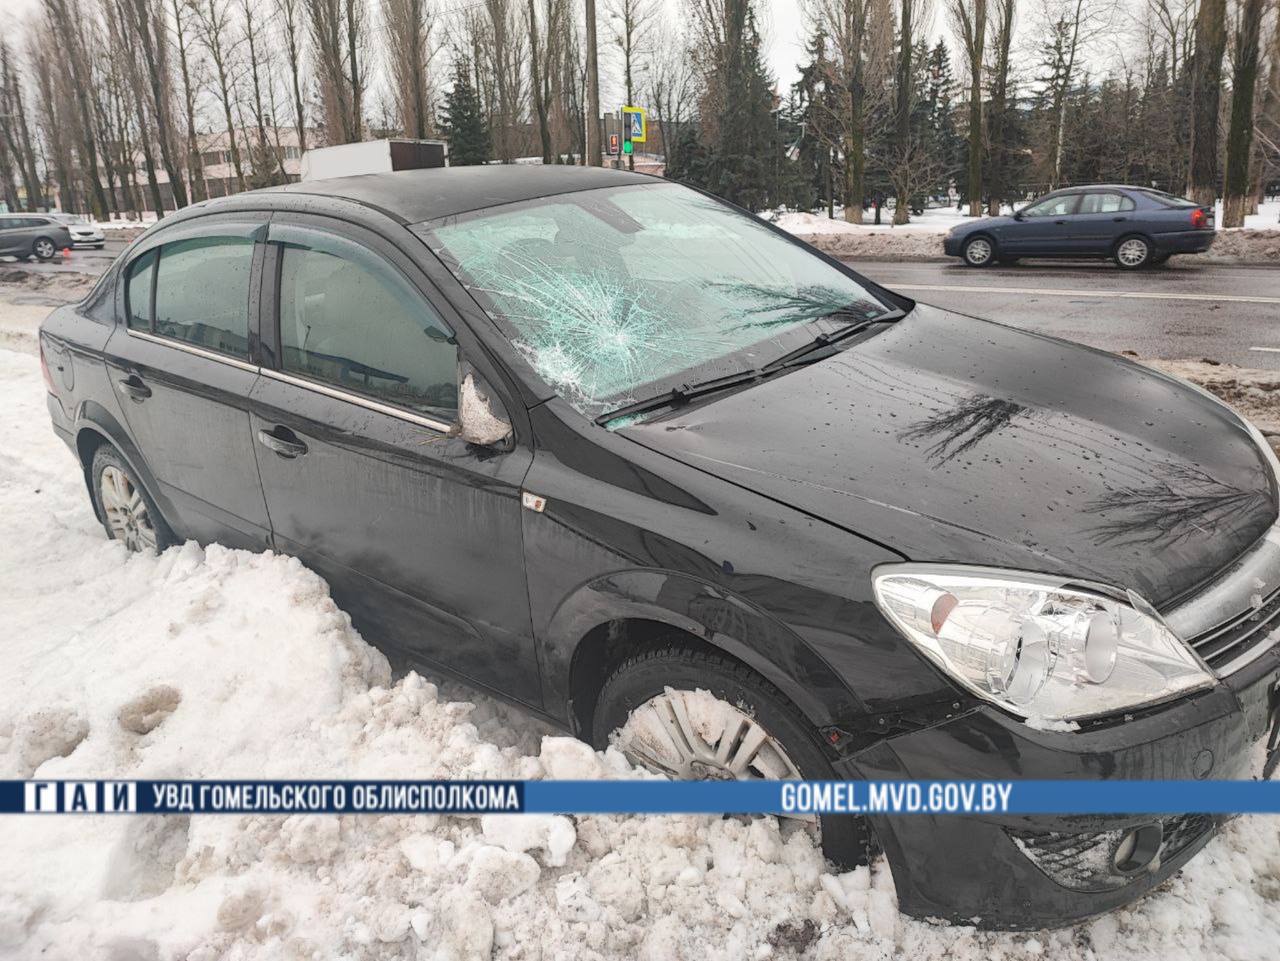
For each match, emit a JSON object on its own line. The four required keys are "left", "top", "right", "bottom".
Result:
{"left": 1, "top": 346, "right": 1279, "bottom": 960}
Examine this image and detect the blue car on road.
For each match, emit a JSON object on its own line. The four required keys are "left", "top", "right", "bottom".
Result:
{"left": 943, "top": 185, "right": 1216, "bottom": 269}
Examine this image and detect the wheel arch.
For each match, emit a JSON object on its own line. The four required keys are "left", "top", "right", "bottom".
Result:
{"left": 72, "top": 403, "right": 175, "bottom": 531}
{"left": 547, "top": 569, "right": 865, "bottom": 739}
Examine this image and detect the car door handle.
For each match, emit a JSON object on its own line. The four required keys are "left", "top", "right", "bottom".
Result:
{"left": 1054, "top": 219, "right": 1068, "bottom": 225}
{"left": 257, "top": 426, "right": 308, "bottom": 458}
{"left": 1112, "top": 216, "right": 1128, "bottom": 222}
{"left": 116, "top": 374, "right": 151, "bottom": 401}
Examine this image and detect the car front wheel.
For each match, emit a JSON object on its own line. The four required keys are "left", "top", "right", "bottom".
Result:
{"left": 1114, "top": 236, "right": 1152, "bottom": 270}
{"left": 962, "top": 235, "right": 995, "bottom": 267}
{"left": 32, "top": 237, "right": 57, "bottom": 260}
{"left": 592, "top": 644, "right": 873, "bottom": 868}
{"left": 90, "top": 446, "right": 175, "bottom": 554}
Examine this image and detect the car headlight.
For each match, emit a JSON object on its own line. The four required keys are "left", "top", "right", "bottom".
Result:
{"left": 872, "top": 564, "right": 1215, "bottom": 724}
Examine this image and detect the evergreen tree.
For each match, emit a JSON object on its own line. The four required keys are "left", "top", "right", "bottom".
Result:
{"left": 441, "top": 58, "right": 492, "bottom": 166}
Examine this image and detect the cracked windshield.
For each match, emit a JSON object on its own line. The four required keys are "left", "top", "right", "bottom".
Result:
{"left": 417, "top": 183, "right": 894, "bottom": 420}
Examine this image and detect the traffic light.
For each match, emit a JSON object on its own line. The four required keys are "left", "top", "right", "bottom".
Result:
{"left": 622, "top": 140, "right": 633, "bottom": 156}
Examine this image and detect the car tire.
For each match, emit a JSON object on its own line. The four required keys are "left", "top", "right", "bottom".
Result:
{"left": 592, "top": 643, "right": 874, "bottom": 868}
{"left": 32, "top": 237, "right": 57, "bottom": 261}
{"left": 89, "top": 445, "right": 176, "bottom": 554}
{"left": 1114, "top": 235, "right": 1152, "bottom": 270}
{"left": 961, "top": 235, "right": 996, "bottom": 267}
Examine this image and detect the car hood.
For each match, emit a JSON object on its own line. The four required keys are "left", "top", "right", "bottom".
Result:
{"left": 621, "top": 305, "right": 1277, "bottom": 608}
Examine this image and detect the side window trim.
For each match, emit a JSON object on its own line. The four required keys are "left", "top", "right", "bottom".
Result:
{"left": 120, "top": 224, "right": 266, "bottom": 374}
{"left": 262, "top": 221, "right": 458, "bottom": 433}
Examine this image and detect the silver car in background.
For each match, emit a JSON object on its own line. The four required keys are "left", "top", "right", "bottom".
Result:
{"left": 0, "top": 214, "right": 74, "bottom": 261}
{"left": 47, "top": 213, "right": 106, "bottom": 249}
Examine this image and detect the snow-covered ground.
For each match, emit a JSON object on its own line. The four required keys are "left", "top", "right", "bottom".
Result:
{"left": 1, "top": 345, "right": 1279, "bottom": 960}
{"left": 773, "top": 200, "right": 1280, "bottom": 238}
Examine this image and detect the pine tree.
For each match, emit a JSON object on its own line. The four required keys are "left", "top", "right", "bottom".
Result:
{"left": 441, "top": 58, "right": 492, "bottom": 167}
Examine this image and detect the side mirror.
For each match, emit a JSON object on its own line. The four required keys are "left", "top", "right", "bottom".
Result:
{"left": 452, "top": 372, "right": 513, "bottom": 448}
{"left": 1012, "top": 209, "right": 1025, "bottom": 221}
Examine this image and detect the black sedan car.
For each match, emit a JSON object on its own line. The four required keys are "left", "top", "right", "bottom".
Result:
{"left": 943, "top": 185, "right": 1216, "bottom": 268}
{"left": 39, "top": 167, "right": 1280, "bottom": 928}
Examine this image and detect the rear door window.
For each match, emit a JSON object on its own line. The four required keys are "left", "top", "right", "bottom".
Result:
{"left": 153, "top": 236, "right": 254, "bottom": 358}
{"left": 276, "top": 235, "right": 458, "bottom": 420}
{"left": 125, "top": 250, "right": 156, "bottom": 331}
{"left": 1079, "top": 193, "right": 1136, "bottom": 214}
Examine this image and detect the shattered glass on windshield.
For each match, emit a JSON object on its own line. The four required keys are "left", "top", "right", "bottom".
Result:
{"left": 416, "top": 183, "right": 891, "bottom": 420}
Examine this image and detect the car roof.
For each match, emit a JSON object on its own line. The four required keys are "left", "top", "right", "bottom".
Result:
{"left": 256, "top": 165, "right": 656, "bottom": 224}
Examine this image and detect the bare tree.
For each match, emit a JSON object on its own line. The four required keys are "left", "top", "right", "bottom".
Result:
{"left": 607, "top": 0, "right": 658, "bottom": 168}
{"left": 0, "top": 39, "right": 46, "bottom": 210}
{"left": 528, "top": 0, "right": 553, "bottom": 162}
{"left": 305, "top": 0, "right": 368, "bottom": 143}
{"left": 890, "top": 0, "right": 925, "bottom": 224}
{"left": 949, "top": 0, "right": 986, "bottom": 214}
{"left": 171, "top": 0, "right": 208, "bottom": 201}
{"left": 646, "top": 23, "right": 695, "bottom": 163}
{"left": 190, "top": 0, "right": 249, "bottom": 190}
{"left": 276, "top": 0, "right": 309, "bottom": 152}
{"left": 385, "top": 0, "right": 437, "bottom": 139}
{"left": 120, "top": 0, "right": 191, "bottom": 208}
{"left": 1038, "top": 0, "right": 1112, "bottom": 187}
{"left": 43, "top": 0, "right": 113, "bottom": 216}
{"left": 585, "top": 0, "right": 603, "bottom": 164}
{"left": 1221, "top": 0, "right": 1265, "bottom": 225}
{"left": 241, "top": 0, "right": 290, "bottom": 184}
{"left": 103, "top": 0, "right": 167, "bottom": 212}
{"left": 986, "top": 0, "right": 1016, "bottom": 215}
{"left": 1187, "top": 0, "right": 1227, "bottom": 204}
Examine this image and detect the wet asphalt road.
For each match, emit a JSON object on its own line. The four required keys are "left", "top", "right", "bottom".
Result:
{"left": 846, "top": 258, "right": 1280, "bottom": 369}
{"left": 4, "top": 239, "right": 1278, "bottom": 368}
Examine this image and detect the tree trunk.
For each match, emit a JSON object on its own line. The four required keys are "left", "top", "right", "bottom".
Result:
{"left": 1187, "top": 0, "right": 1227, "bottom": 206}
{"left": 529, "top": 0, "right": 553, "bottom": 163}
{"left": 585, "top": 0, "right": 601, "bottom": 165}
{"left": 1221, "top": 0, "right": 1263, "bottom": 227}
{"left": 892, "top": 0, "right": 913, "bottom": 225}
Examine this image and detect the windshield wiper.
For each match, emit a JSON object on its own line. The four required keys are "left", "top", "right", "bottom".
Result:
{"left": 760, "top": 309, "right": 906, "bottom": 374}
{"left": 596, "top": 308, "right": 908, "bottom": 429}
{"left": 596, "top": 368, "right": 762, "bottom": 427}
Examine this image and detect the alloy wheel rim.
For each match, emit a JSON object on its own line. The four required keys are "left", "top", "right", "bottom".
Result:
{"left": 615, "top": 689, "right": 818, "bottom": 832}
{"left": 1118, "top": 239, "right": 1147, "bottom": 266}
{"left": 35, "top": 240, "right": 55, "bottom": 259}
{"left": 616, "top": 689, "right": 804, "bottom": 781}
{"left": 100, "top": 465, "right": 158, "bottom": 553}
{"left": 966, "top": 238, "right": 991, "bottom": 264}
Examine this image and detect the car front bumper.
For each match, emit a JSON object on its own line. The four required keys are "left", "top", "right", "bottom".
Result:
{"left": 942, "top": 234, "right": 963, "bottom": 256}
{"left": 835, "top": 645, "right": 1280, "bottom": 929}
{"left": 1155, "top": 229, "right": 1216, "bottom": 254}
{"left": 69, "top": 234, "right": 105, "bottom": 246}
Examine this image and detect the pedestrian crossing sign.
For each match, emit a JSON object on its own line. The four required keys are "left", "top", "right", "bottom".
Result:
{"left": 623, "top": 107, "right": 646, "bottom": 144}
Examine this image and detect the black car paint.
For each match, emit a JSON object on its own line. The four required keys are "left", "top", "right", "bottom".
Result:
{"left": 38, "top": 168, "right": 1279, "bottom": 928}
{"left": 942, "top": 185, "right": 1216, "bottom": 262}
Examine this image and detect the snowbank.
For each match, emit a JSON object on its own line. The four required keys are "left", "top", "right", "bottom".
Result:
{"left": 1, "top": 347, "right": 1278, "bottom": 960}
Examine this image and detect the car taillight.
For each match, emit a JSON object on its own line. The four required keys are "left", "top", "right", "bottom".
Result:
{"left": 1191, "top": 208, "right": 1209, "bottom": 229}
{"left": 39, "top": 340, "right": 55, "bottom": 392}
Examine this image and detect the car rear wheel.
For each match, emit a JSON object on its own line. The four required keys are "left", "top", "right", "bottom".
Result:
{"left": 962, "top": 235, "right": 995, "bottom": 267}
{"left": 1114, "top": 236, "right": 1152, "bottom": 270}
{"left": 32, "top": 237, "right": 57, "bottom": 261}
{"left": 90, "top": 446, "right": 175, "bottom": 554}
{"left": 592, "top": 644, "right": 873, "bottom": 867}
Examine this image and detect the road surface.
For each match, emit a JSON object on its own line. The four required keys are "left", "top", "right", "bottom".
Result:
{"left": 4, "top": 241, "right": 1279, "bottom": 368}
{"left": 847, "top": 258, "right": 1280, "bottom": 369}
